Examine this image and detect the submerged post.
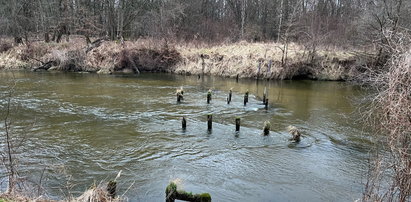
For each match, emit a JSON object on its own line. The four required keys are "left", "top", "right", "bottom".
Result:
{"left": 235, "top": 118, "right": 240, "bottom": 132}
{"left": 265, "top": 99, "right": 269, "bottom": 110}
{"left": 176, "top": 87, "right": 184, "bottom": 103}
{"left": 182, "top": 117, "right": 186, "bottom": 130}
{"left": 263, "top": 121, "right": 271, "bottom": 136}
{"left": 107, "top": 180, "right": 117, "bottom": 199}
{"left": 207, "top": 89, "right": 212, "bottom": 104}
{"left": 236, "top": 74, "right": 239, "bottom": 82}
{"left": 227, "top": 88, "right": 232, "bottom": 104}
{"left": 207, "top": 114, "right": 212, "bottom": 131}
{"left": 244, "top": 90, "right": 249, "bottom": 106}
{"left": 177, "top": 92, "right": 183, "bottom": 103}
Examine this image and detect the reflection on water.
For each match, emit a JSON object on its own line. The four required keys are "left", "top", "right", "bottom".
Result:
{"left": 0, "top": 71, "right": 371, "bottom": 201}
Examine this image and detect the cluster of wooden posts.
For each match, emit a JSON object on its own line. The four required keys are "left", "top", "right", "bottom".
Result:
{"left": 177, "top": 87, "right": 271, "bottom": 136}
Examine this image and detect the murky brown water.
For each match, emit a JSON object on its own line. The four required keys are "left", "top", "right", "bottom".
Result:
{"left": 0, "top": 71, "right": 372, "bottom": 201}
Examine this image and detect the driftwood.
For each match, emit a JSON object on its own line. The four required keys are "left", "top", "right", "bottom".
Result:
{"left": 30, "top": 56, "right": 56, "bottom": 71}
{"left": 166, "top": 182, "right": 211, "bottom": 202}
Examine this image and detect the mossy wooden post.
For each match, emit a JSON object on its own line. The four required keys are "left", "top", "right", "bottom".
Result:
{"left": 107, "top": 180, "right": 117, "bottom": 199}
{"left": 235, "top": 118, "right": 240, "bottom": 132}
{"left": 227, "top": 89, "right": 232, "bottom": 104}
{"left": 166, "top": 182, "right": 211, "bottom": 202}
{"left": 207, "top": 90, "right": 212, "bottom": 104}
{"left": 244, "top": 90, "right": 249, "bottom": 106}
{"left": 177, "top": 92, "right": 183, "bottom": 103}
{"left": 177, "top": 87, "right": 184, "bottom": 103}
{"left": 207, "top": 114, "right": 212, "bottom": 131}
{"left": 265, "top": 99, "right": 268, "bottom": 110}
{"left": 182, "top": 117, "right": 186, "bottom": 130}
{"left": 263, "top": 121, "right": 271, "bottom": 136}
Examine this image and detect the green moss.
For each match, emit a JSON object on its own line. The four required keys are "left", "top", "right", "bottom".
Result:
{"left": 198, "top": 193, "right": 211, "bottom": 201}
{"left": 166, "top": 182, "right": 177, "bottom": 194}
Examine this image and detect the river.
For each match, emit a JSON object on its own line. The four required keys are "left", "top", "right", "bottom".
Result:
{"left": 0, "top": 71, "right": 372, "bottom": 201}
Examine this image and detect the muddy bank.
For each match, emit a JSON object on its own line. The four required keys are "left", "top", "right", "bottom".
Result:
{"left": 0, "top": 38, "right": 363, "bottom": 80}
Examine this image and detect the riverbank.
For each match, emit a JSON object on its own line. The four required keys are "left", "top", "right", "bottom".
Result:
{"left": 0, "top": 37, "right": 365, "bottom": 80}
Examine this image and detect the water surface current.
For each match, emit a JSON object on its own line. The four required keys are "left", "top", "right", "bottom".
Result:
{"left": 0, "top": 72, "right": 371, "bottom": 201}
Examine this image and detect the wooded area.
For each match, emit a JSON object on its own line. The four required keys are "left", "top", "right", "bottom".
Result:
{"left": 0, "top": 0, "right": 409, "bottom": 47}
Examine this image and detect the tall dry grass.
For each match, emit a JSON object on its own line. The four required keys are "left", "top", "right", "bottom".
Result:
{"left": 175, "top": 41, "right": 356, "bottom": 80}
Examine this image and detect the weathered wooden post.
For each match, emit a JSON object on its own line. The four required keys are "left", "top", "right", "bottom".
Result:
{"left": 107, "top": 180, "right": 117, "bottom": 199}
{"left": 176, "top": 87, "right": 184, "bottom": 103}
{"left": 227, "top": 88, "right": 232, "bottom": 104}
{"left": 207, "top": 89, "right": 212, "bottom": 104}
{"left": 287, "top": 125, "right": 302, "bottom": 143}
{"left": 182, "top": 117, "right": 186, "bottom": 130}
{"left": 236, "top": 74, "right": 239, "bottom": 82}
{"left": 235, "top": 118, "right": 240, "bottom": 131}
{"left": 265, "top": 99, "right": 269, "bottom": 110}
{"left": 263, "top": 121, "right": 271, "bottom": 135}
{"left": 207, "top": 114, "right": 212, "bottom": 131}
{"left": 177, "top": 92, "right": 183, "bottom": 103}
{"left": 244, "top": 90, "right": 249, "bottom": 106}
{"left": 166, "top": 182, "right": 211, "bottom": 202}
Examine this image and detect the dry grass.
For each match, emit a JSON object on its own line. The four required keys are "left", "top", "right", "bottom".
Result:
{"left": 175, "top": 41, "right": 357, "bottom": 80}
{"left": 0, "top": 37, "right": 358, "bottom": 80}
{"left": 72, "top": 186, "right": 121, "bottom": 202}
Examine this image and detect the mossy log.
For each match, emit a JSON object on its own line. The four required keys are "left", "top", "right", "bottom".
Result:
{"left": 166, "top": 182, "right": 211, "bottom": 202}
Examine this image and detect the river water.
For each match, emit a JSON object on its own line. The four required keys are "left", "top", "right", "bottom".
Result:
{"left": 0, "top": 71, "right": 372, "bottom": 201}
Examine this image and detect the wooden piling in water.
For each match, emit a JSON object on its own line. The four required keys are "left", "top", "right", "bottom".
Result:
{"left": 177, "top": 92, "right": 183, "bottom": 103}
{"left": 236, "top": 74, "right": 239, "bottom": 82}
{"left": 263, "top": 121, "right": 271, "bottom": 135}
{"left": 107, "top": 180, "right": 116, "bottom": 199}
{"left": 244, "top": 90, "right": 249, "bottom": 106}
{"left": 207, "top": 114, "right": 212, "bottom": 131}
{"left": 265, "top": 99, "right": 268, "bottom": 110}
{"left": 227, "top": 89, "right": 232, "bottom": 104}
{"left": 235, "top": 118, "right": 240, "bottom": 131}
{"left": 207, "top": 90, "right": 212, "bottom": 104}
{"left": 182, "top": 117, "right": 186, "bottom": 129}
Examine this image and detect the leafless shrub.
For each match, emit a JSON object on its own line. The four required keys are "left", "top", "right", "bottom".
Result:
{"left": 358, "top": 29, "right": 411, "bottom": 201}
{"left": 58, "top": 49, "right": 86, "bottom": 72}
